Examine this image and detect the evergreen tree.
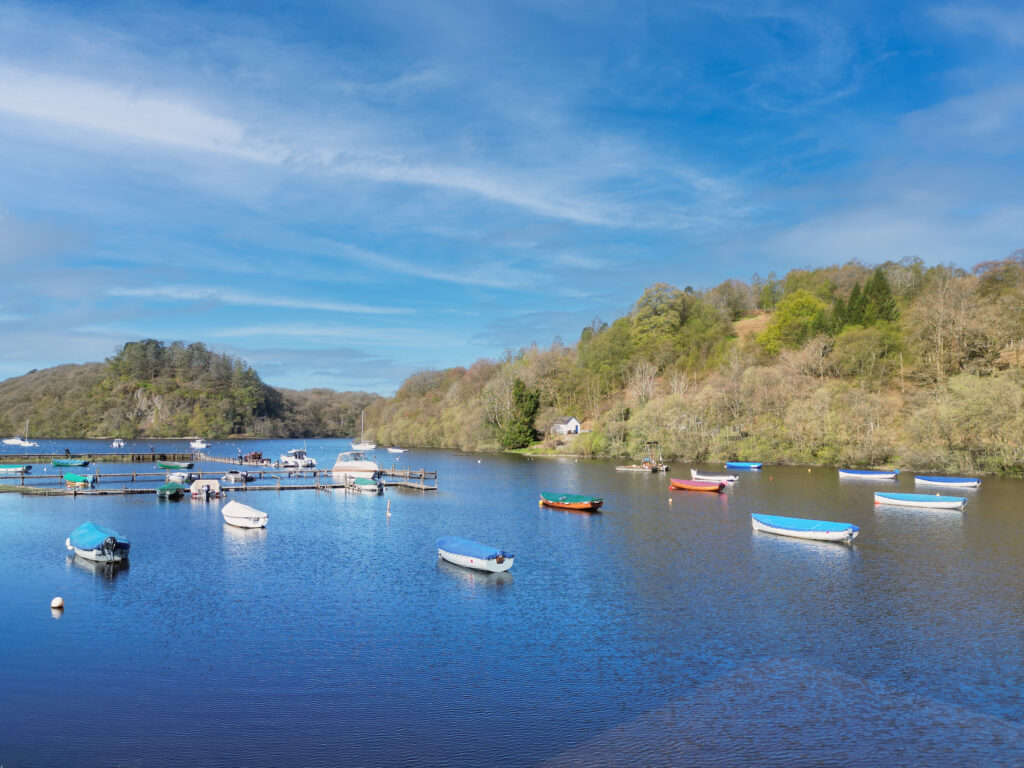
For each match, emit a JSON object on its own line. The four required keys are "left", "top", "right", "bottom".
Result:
{"left": 864, "top": 268, "right": 898, "bottom": 322}
{"left": 847, "top": 283, "right": 866, "bottom": 326}
{"left": 500, "top": 378, "right": 540, "bottom": 449}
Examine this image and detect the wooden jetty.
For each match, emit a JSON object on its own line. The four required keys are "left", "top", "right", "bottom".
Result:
{"left": 0, "top": 451, "right": 195, "bottom": 464}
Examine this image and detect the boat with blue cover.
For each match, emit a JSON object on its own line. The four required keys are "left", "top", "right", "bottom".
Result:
{"left": 436, "top": 536, "right": 514, "bottom": 573}
{"left": 725, "top": 461, "right": 762, "bottom": 470}
{"left": 839, "top": 468, "right": 899, "bottom": 480}
{"left": 914, "top": 475, "right": 981, "bottom": 489}
{"left": 874, "top": 492, "right": 967, "bottom": 510}
{"left": 65, "top": 522, "right": 130, "bottom": 563}
{"left": 751, "top": 513, "right": 859, "bottom": 543}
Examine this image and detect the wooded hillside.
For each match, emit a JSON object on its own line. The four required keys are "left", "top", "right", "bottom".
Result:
{"left": 370, "top": 252, "right": 1024, "bottom": 474}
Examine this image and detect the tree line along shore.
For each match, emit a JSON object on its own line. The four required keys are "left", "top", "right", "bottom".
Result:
{"left": 2, "top": 253, "right": 1023, "bottom": 475}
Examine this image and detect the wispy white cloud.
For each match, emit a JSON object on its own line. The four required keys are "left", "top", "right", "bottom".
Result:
{"left": 105, "top": 286, "right": 413, "bottom": 315}
{"left": 930, "top": 4, "right": 1024, "bottom": 47}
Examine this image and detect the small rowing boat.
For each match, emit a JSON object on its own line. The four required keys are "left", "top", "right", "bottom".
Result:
{"left": 690, "top": 469, "right": 738, "bottom": 483}
{"left": 914, "top": 475, "right": 981, "bottom": 489}
{"left": 838, "top": 468, "right": 899, "bottom": 480}
{"left": 66, "top": 522, "right": 130, "bottom": 563}
{"left": 725, "top": 461, "right": 762, "bottom": 470}
{"left": 751, "top": 514, "right": 859, "bottom": 543}
{"left": 0, "top": 464, "right": 31, "bottom": 474}
{"left": 52, "top": 458, "right": 89, "bottom": 467}
{"left": 874, "top": 492, "right": 967, "bottom": 510}
{"left": 669, "top": 478, "right": 725, "bottom": 493}
{"left": 437, "top": 536, "right": 514, "bottom": 573}
{"left": 539, "top": 492, "right": 603, "bottom": 512}
{"left": 221, "top": 499, "right": 268, "bottom": 528}
{"left": 156, "top": 482, "right": 188, "bottom": 499}
{"left": 157, "top": 460, "right": 194, "bottom": 470}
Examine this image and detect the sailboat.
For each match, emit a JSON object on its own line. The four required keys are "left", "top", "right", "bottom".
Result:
{"left": 3, "top": 419, "right": 38, "bottom": 447}
{"left": 351, "top": 410, "right": 376, "bottom": 451}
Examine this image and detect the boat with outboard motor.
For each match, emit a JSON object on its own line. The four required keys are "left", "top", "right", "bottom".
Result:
{"left": 190, "top": 477, "right": 221, "bottom": 499}
{"left": 64, "top": 472, "right": 96, "bottom": 488}
{"left": 331, "top": 451, "right": 380, "bottom": 479}
{"left": 280, "top": 448, "right": 316, "bottom": 468}
{"left": 436, "top": 536, "right": 514, "bottom": 573}
{"left": 66, "top": 522, "right": 130, "bottom": 563}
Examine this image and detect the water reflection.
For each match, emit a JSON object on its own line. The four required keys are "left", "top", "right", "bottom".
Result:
{"left": 66, "top": 554, "right": 130, "bottom": 581}
{"left": 435, "top": 557, "right": 514, "bottom": 588}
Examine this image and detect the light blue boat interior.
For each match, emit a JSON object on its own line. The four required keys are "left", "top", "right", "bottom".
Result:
{"left": 839, "top": 469, "right": 899, "bottom": 476}
{"left": 876, "top": 492, "right": 966, "bottom": 504}
{"left": 752, "top": 514, "right": 857, "bottom": 534}
{"left": 69, "top": 522, "right": 128, "bottom": 549}
{"left": 436, "top": 535, "right": 512, "bottom": 561}
{"left": 726, "top": 462, "right": 762, "bottom": 469}
{"left": 914, "top": 475, "right": 980, "bottom": 484}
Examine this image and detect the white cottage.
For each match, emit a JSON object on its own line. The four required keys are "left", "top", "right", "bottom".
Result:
{"left": 551, "top": 416, "right": 582, "bottom": 435}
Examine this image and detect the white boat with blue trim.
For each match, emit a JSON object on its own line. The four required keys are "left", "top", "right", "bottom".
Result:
{"left": 65, "top": 522, "right": 130, "bottom": 563}
{"left": 874, "top": 492, "right": 967, "bottom": 510}
{"left": 725, "top": 461, "right": 762, "bottom": 470}
{"left": 691, "top": 469, "right": 739, "bottom": 483}
{"left": 914, "top": 475, "right": 981, "bottom": 489}
{"left": 751, "top": 514, "right": 859, "bottom": 543}
{"left": 839, "top": 468, "right": 899, "bottom": 480}
{"left": 436, "top": 536, "right": 514, "bottom": 573}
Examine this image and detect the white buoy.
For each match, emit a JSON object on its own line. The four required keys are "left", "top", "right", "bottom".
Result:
{"left": 51, "top": 596, "right": 64, "bottom": 609}
{"left": 477, "top": 459, "right": 481, "bottom": 464}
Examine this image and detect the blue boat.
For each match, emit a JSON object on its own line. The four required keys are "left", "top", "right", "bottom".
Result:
{"left": 839, "top": 468, "right": 899, "bottom": 480}
{"left": 725, "top": 461, "right": 762, "bottom": 470}
{"left": 874, "top": 492, "right": 967, "bottom": 510}
{"left": 436, "top": 536, "right": 514, "bottom": 573}
{"left": 751, "top": 513, "right": 859, "bottom": 543}
{"left": 65, "top": 522, "right": 130, "bottom": 563}
{"left": 914, "top": 475, "right": 981, "bottom": 489}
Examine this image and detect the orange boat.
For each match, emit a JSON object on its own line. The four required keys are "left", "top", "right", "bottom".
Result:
{"left": 669, "top": 478, "right": 725, "bottom": 493}
{"left": 539, "top": 492, "right": 604, "bottom": 512}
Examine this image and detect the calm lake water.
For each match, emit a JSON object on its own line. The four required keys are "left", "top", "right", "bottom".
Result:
{"left": 2, "top": 439, "right": 1023, "bottom": 767}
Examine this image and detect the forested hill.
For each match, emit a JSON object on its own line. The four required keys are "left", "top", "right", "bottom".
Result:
{"left": 368, "top": 253, "right": 1024, "bottom": 475}
{"left": 0, "top": 340, "right": 380, "bottom": 439}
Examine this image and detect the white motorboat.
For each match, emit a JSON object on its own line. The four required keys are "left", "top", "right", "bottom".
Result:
{"left": 350, "top": 477, "right": 383, "bottom": 494}
{"left": 331, "top": 451, "right": 380, "bottom": 479}
{"left": 111, "top": 438, "right": 125, "bottom": 448}
{"left": 167, "top": 471, "right": 199, "bottom": 484}
{"left": 436, "top": 536, "right": 514, "bottom": 573}
{"left": 189, "top": 438, "right": 209, "bottom": 450}
{"left": 221, "top": 499, "right": 267, "bottom": 528}
{"left": 3, "top": 420, "right": 37, "bottom": 447}
{"left": 387, "top": 447, "right": 407, "bottom": 454}
{"left": 751, "top": 514, "right": 859, "bottom": 543}
{"left": 690, "top": 469, "right": 739, "bottom": 483}
{"left": 190, "top": 478, "right": 221, "bottom": 499}
{"left": 66, "top": 522, "right": 130, "bottom": 563}
{"left": 280, "top": 448, "right": 316, "bottom": 468}
{"left": 222, "top": 470, "right": 253, "bottom": 483}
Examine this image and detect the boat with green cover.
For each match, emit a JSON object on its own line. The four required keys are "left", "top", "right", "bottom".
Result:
{"left": 64, "top": 472, "right": 96, "bottom": 488}
{"left": 156, "top": 482, "right": 189, "bottom": 499}
{"left": 52, "top": 458, "right": 89, "bottom": 467}
{"left": 539, "top": 492, "right": 604, "bottom": 512}
{"left": 157, "top": 460, "right": 194, "bottom": 469}
{"left": 0, "top": 464, "right": 31, "bottom": 474}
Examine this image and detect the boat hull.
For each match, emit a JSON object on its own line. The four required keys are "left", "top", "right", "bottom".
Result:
{"left": 221, "top": 500, "right": 268, "bottom": 528}
{"left": 669, "top": 478, "right": 725, "bottom": 492}
{"left": 437, "top": 548, "right": 513, "bottom": 573}
{"left": 839, "top": 469, "right": 899, "bottom": 480}
{"left": 69, "top": 545, "right": 127, "bottom": 563}
{"left": 914, "top": 476, "right": 981, "bottom": 489}
{"left": 751, "top": 514, "right": 859, "bottom": 543}
{"left": 158, "top": 461, "right": 194, "bottom": 470}
{"left": 540, "top": 493, "right": 603, "bottom": 512}
{"left": 874, "top": 492, "right": 967, "bottom": 509}
{"left": 725, "top": 462, "right": 762, "bottom": 470}
{"left": 690, "top": 470, "right": 738, "bottom": 483}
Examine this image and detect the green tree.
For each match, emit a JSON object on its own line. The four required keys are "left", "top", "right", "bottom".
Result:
{"left": 758, "top": 290, "right": 830, "bottom": 354}
{"left": 500, "top": 378, "right": 540, "bottom": 449}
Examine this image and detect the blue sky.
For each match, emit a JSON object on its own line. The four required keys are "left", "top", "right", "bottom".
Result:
{"left": 1, "top": 1, "right": 1022, "bottom": 393}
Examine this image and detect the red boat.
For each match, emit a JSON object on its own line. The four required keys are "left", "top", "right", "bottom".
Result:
{"left": 539, "top": 492, "right": 604, "bottom": 512}
{"left": 669, "top": 478, "right": 725, "bottom": 493}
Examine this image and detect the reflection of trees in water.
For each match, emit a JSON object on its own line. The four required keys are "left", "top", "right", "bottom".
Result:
{"left": 67, "top": 554, "right": 130, "bottom": 582}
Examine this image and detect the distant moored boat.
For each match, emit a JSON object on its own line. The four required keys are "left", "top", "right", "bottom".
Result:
{"left": 725, "top": 461, "right": 762, "bottom": 470}
{"left": 914, "top": 475, "right": 981, "bottom": 489}
{"left": 839, "top": 468, "right": 899, "bottom": 480}
{"left": 690, "top": 469, "right": 738, "bottom": 483}
{"left": 874, "top": 492, "right": 967, "bottom": 510}
{"left": 436, "top": 536, "right": 513, "bottom": 573}
{"left": 539, "top": 492, "right": 603, "bottom": 512}
{"left": 52, "top": 458, "right": 89, "bottom": 467}
{"left": 751, "top": 514, "right": 859, "bottom": 543}
{"left": 158, "top": 460, "right": 194, "bottom": 470}
{"left": 221, "top": 499, "right": 268, "bottom": 528}
{"left": 669, "top": 478, "right": 725, "bottom": 493}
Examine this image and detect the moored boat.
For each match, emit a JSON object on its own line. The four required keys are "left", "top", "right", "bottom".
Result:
{"left": 616, "top": 441, "right": 669, "bottom": 472}
{"left": 387, "top": 447, "right": 407, "bottom": 454}
{"left": 3, "top": 419, "right": 37, "bottom": 447}
{"left": 167, "top": 471, "right": 199, "bottom": 484}
{"left": 189, "top": 438, "right": 209, "bottom": 450}
{"left": 839, "top": 468, "right": 899, "bottom": 479}
{"left": 156, "top": 481, "right": 188, "bottom": 499}
{"left": 669, "top": 478, "right": 725, "bottom": 493}
{"left": 52, "top": 458, "right": 89, "bottom": 467}
{"left": 280, "top": 448, "right": 316, "bottom": 468}
{"left": 436, "top": 536, "right": 514, "bottom": 573}
{"left": 874, "top": 492, "right": 967, "bottom": 510}
{"left": 111, "top": 438, "right": 125, "bottom": 448}
{"left": 0, "top": 464, "right": 31, "bottom": 474}
{"left": 725, "top": 461, "right": 762, "bottom": 470}
{"left": 351, "top": 409, "right": 376, "bottom": 451}
{"left": 221, "top": 499, "right": 268, "bottom": 528}
{"left": 751, "top": 513, "right": 859, "bottom": 543}
{"left": 157, "top": 460, "right": 194, "bottom": 470}
{"left": 65, "top": 522, "right": 130, "bottom": 563}
{"left": 914, "top": 475, "right": 981, "bottom": 489}
{"left": 190, "top": 478, "right": 222, "bottom": 499}
{"left": 64, "top": 472, "right": 96, "bottom": 488}
{"left": 539, "top": 492, "right": 603, "bottom": 512}
{"left": 350, "top": 477, "right": 383, "bottom": 494}
{"left": 331, "top": 450, "right": 380, "bottom": 479}
{"left": 221, "top": 470, "right": 253, "bottom": 483}
{"left": 690, "top": 469, "right": 738, "bottom": 483}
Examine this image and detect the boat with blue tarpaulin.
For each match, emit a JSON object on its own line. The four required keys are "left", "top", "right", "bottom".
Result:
{"left": 874, "top": 492, "right": 967, "bottom": 510}
{"left": 436, "top": 536, "right": 514, "bottom": 573}
{"left": 725, "top": 461, "right": 762, "bottom": 470}
{"left": 914, "top": 475, "right": 981, "bottom": 489}
{"left": 751, "top": 513, "right": 859, "bottom": 543}
{"left": 65, "top": 522, "right": 130, "bottom": 563}
{"left": 839, "top": 468, "right": 898, "bottom": 479}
